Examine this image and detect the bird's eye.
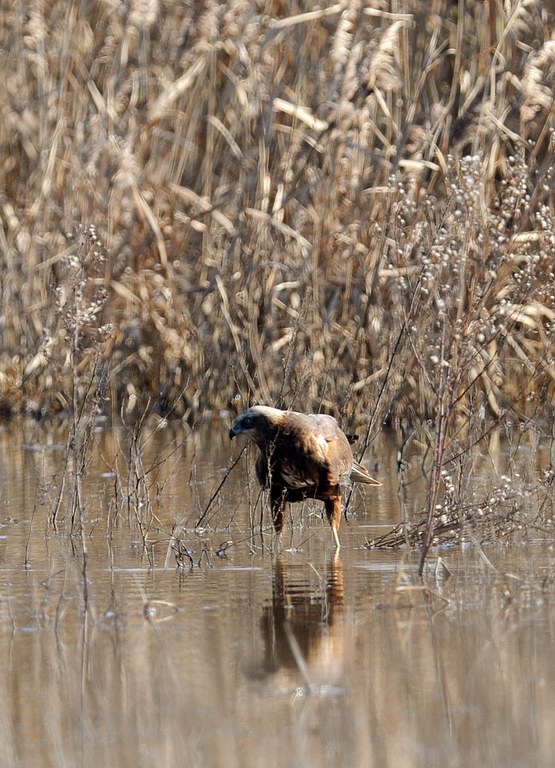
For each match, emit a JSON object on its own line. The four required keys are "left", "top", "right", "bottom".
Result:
{"left": 243, "top": 417, "right": 252, "bottom": 427}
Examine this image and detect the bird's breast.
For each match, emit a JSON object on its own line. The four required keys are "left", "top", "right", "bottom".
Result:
{"left": 276, "top": 453, "right": 320, "bottom": 490}
{"left": 279, "top": 467, "right": 316, "bottom": 490}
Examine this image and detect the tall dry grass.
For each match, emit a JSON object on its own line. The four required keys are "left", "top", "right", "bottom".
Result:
{"left": 0, "top": 0, "right": 554, "bottom": 437}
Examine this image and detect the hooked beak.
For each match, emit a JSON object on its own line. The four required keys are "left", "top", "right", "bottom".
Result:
{"left": 229, "top": 424, "right": 240, "bottom": 439}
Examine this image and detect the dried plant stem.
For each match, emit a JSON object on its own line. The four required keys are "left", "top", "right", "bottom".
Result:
{"left": 419, "top": 342, "right": 451, "bottom": 575}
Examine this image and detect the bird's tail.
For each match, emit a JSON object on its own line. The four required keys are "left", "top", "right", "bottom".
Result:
{"left": 350, "top": 460, "right": 381, "bottom": 486}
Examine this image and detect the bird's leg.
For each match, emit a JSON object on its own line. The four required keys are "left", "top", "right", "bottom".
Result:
{"left": 324, "top": 497, "right": 342, "bottom": 550}
{"left": 270, "top": 489, "right": 286, "bottom": 554}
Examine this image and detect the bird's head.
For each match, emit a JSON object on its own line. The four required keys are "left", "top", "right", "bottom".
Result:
{"left": 228, "top": 405, "right": 283, "bottom": 447}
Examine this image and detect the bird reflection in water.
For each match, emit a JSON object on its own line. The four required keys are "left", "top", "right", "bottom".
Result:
{"left": 251, "top": 555, "right": 345, "bottom": 692}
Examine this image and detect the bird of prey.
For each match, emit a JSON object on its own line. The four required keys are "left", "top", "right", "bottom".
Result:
{"left": 229, "top": 405, "right": 380, "bottom": 550}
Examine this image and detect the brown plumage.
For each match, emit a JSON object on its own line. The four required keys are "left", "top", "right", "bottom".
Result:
{"left": 229, "top": 406, "right": 380, "bottom": 549}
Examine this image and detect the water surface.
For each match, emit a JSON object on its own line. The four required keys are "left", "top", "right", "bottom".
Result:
{"left": 0, "top": 419, "right": 554, "bottom": 767}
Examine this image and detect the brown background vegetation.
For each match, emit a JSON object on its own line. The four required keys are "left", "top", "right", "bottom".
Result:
{"left": 1, "top": 0, "right": 554, "bottom": 429}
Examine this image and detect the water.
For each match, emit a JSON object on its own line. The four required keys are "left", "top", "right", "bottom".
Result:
{"left": 0, "top": 418, "right": 554, "bottom": 767}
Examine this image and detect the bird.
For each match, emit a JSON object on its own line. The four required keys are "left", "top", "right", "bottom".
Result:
{"left": 229, "top": 405, "right": 380, "bottom": 550}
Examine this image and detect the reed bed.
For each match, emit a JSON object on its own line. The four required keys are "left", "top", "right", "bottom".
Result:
{"left": 1, "top": 0, "right": 554, "bottom": 429}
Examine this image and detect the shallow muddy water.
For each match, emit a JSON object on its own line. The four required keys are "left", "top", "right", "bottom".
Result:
{"left": 0, "top": 418, "right": 554, "bottom": 768}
